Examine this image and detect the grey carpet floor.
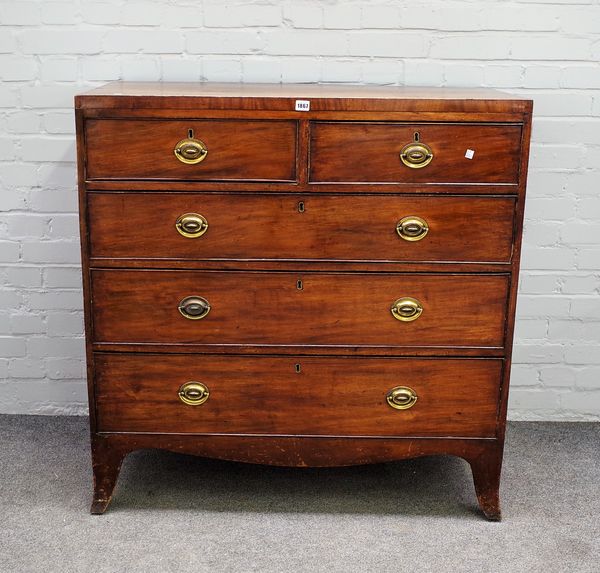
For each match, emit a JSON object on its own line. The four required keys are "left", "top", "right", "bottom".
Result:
{"left": 0, "top": 416, "right": 598, "bottom": 573}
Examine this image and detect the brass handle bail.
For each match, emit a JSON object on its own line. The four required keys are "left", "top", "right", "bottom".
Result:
{"left": 174, "top": 136, "right": 208, "bottom": 165}
{"left": 400, "top": 142, "right": 433, "bottom": 169}
{"left": 176, "top": 213, "right": 209, "bottom": 238}
{"left": 396, "top": 216, "right": 429, "bottom": 241}
{"left": 178, "top": 382, "right": 210, "bottom": 406}
{"left": 386, "top": 386, "right": 418, "bottom": 410}
{"left": 178, "top": 296, "right": 211, "bottom": 320}
{"left": 391, "top": 297, "right": 423, "bottom": 322}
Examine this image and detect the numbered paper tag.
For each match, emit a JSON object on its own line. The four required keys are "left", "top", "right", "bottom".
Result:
{"left": 465, "top": 149, "right": 475, "bottom": 159}
{"left": 295, "top": 100, "right": 310, "bottom": 112}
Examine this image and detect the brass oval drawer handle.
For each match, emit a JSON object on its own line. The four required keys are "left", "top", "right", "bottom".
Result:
{"left": 400, "top": 142, "right": 433, "bottom": 169}
{"left": 396, "top": 216, "right": 429, "bottom": 241}
{"left": 178, "top": 381, "right": 210, "bottom": 406}
{"left": 386, "top": 386, "right": 417, "bottom": 410}
{"left": 391, "top": 297, "right": 423, "bottom": 322}
{"left": 175, "top": 213, "right": 209, "bottom": 238}
{"left": 178, "top": 296, "right": 211, "bottom": 320}
{"left": 174, "top": 137, "right": 208, "bottom": 165}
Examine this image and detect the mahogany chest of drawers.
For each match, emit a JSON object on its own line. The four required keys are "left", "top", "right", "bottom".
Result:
{"left": 75, "top": 83, "right": 532, "bottom": 519}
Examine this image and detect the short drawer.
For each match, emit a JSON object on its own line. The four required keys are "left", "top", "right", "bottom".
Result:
{"left": 88, "top": 193, "right": 516, "bottom": 264}
{"left": 310, "top": 122, "right": 522, "bottom": 184}
{"left": 91, "top": 270, "right": 508, "bottom": 348}
{"left": 85, "top": 119, "right": 297, "bottom": 181}
{"left": 95, "top": 354, "right": 502, "bottom": 437}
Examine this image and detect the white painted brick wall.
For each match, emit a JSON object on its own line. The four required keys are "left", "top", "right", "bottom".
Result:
{"left": 0, "top": 0, "right": 599, "bottom": 420}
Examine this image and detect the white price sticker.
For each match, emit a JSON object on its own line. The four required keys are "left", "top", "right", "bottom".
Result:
{"left": 295, "top": 100, "right": 310, "bottom": 112}
{"left": 465, "top": 149, "right": 475, "bottom": 159}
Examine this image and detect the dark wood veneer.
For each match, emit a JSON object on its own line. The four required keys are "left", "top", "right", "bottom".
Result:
{"left": 88, "top": 192, "right": 516, "bottom": 263}
{"left": 75, "top": 82, "right": 533, "bottom": 115}
{"left": 310, "top": 122, "right": 522, "bottom": 184}
{"left": 86, "top": 119, "right": 297, "bottom": 181}
{"left": 91, "top": 270, "right": 509, "bottom": 347}
{"left": 95, "top": 354, "right": 503, "bottom": 437}
{"left": 75, "top": 82, "right": 532, "bottom": 520}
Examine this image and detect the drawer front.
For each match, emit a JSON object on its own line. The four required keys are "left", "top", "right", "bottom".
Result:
{"left": 91, "top": 270, "right": 508, "bottom": 347}
{"left": 88, "top": 193, "right": 515, "bottom": 263}
{"left": 310, "top": 122, "right": 522, "bottom": 184}
{"left": 85, "top": 119, "right": 297, "bottom": 181}
{"left": 95, "top": 354, "right": 502, "bottom": 437}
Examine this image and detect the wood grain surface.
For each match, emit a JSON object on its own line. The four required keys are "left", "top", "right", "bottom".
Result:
{"left": 88, "top": 192, "right": 516, "bottom": 263}
{"left": 85, "top": 119, "right": 297, "bottom": 181}
{"left": 310, "top": 122, "right": 522, "bottom": 184}
{"left": 75, "top": 81, "right": 533, "bottom": 114}
{"left": 95, "top": 354, "right": 503, "bottom": 437}
{"left": 91, "top": 270, "right": 509, "bottom": 347}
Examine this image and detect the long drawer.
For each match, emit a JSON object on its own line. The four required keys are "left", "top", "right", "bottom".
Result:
{"left": 88, "top": 193, "right": 516, "bottom": 263}
{"left": 95, "top": 354, "right": 503, "bottom": 437}
{"left": 310, "top": 122, "right": 522, "bottom": 184}
{"left": 85, "top": 119, "right": 298, "bottom": 181}
{"left": 91, "top": 270, "right": 509, "bottom": 347}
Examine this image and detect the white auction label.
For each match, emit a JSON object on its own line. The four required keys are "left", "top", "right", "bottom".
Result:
{"left": 295, "top": 100, "right": 310, "bottom": 112}
{"left": 465, "top": 149, "right": 475, "bottom": 159}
